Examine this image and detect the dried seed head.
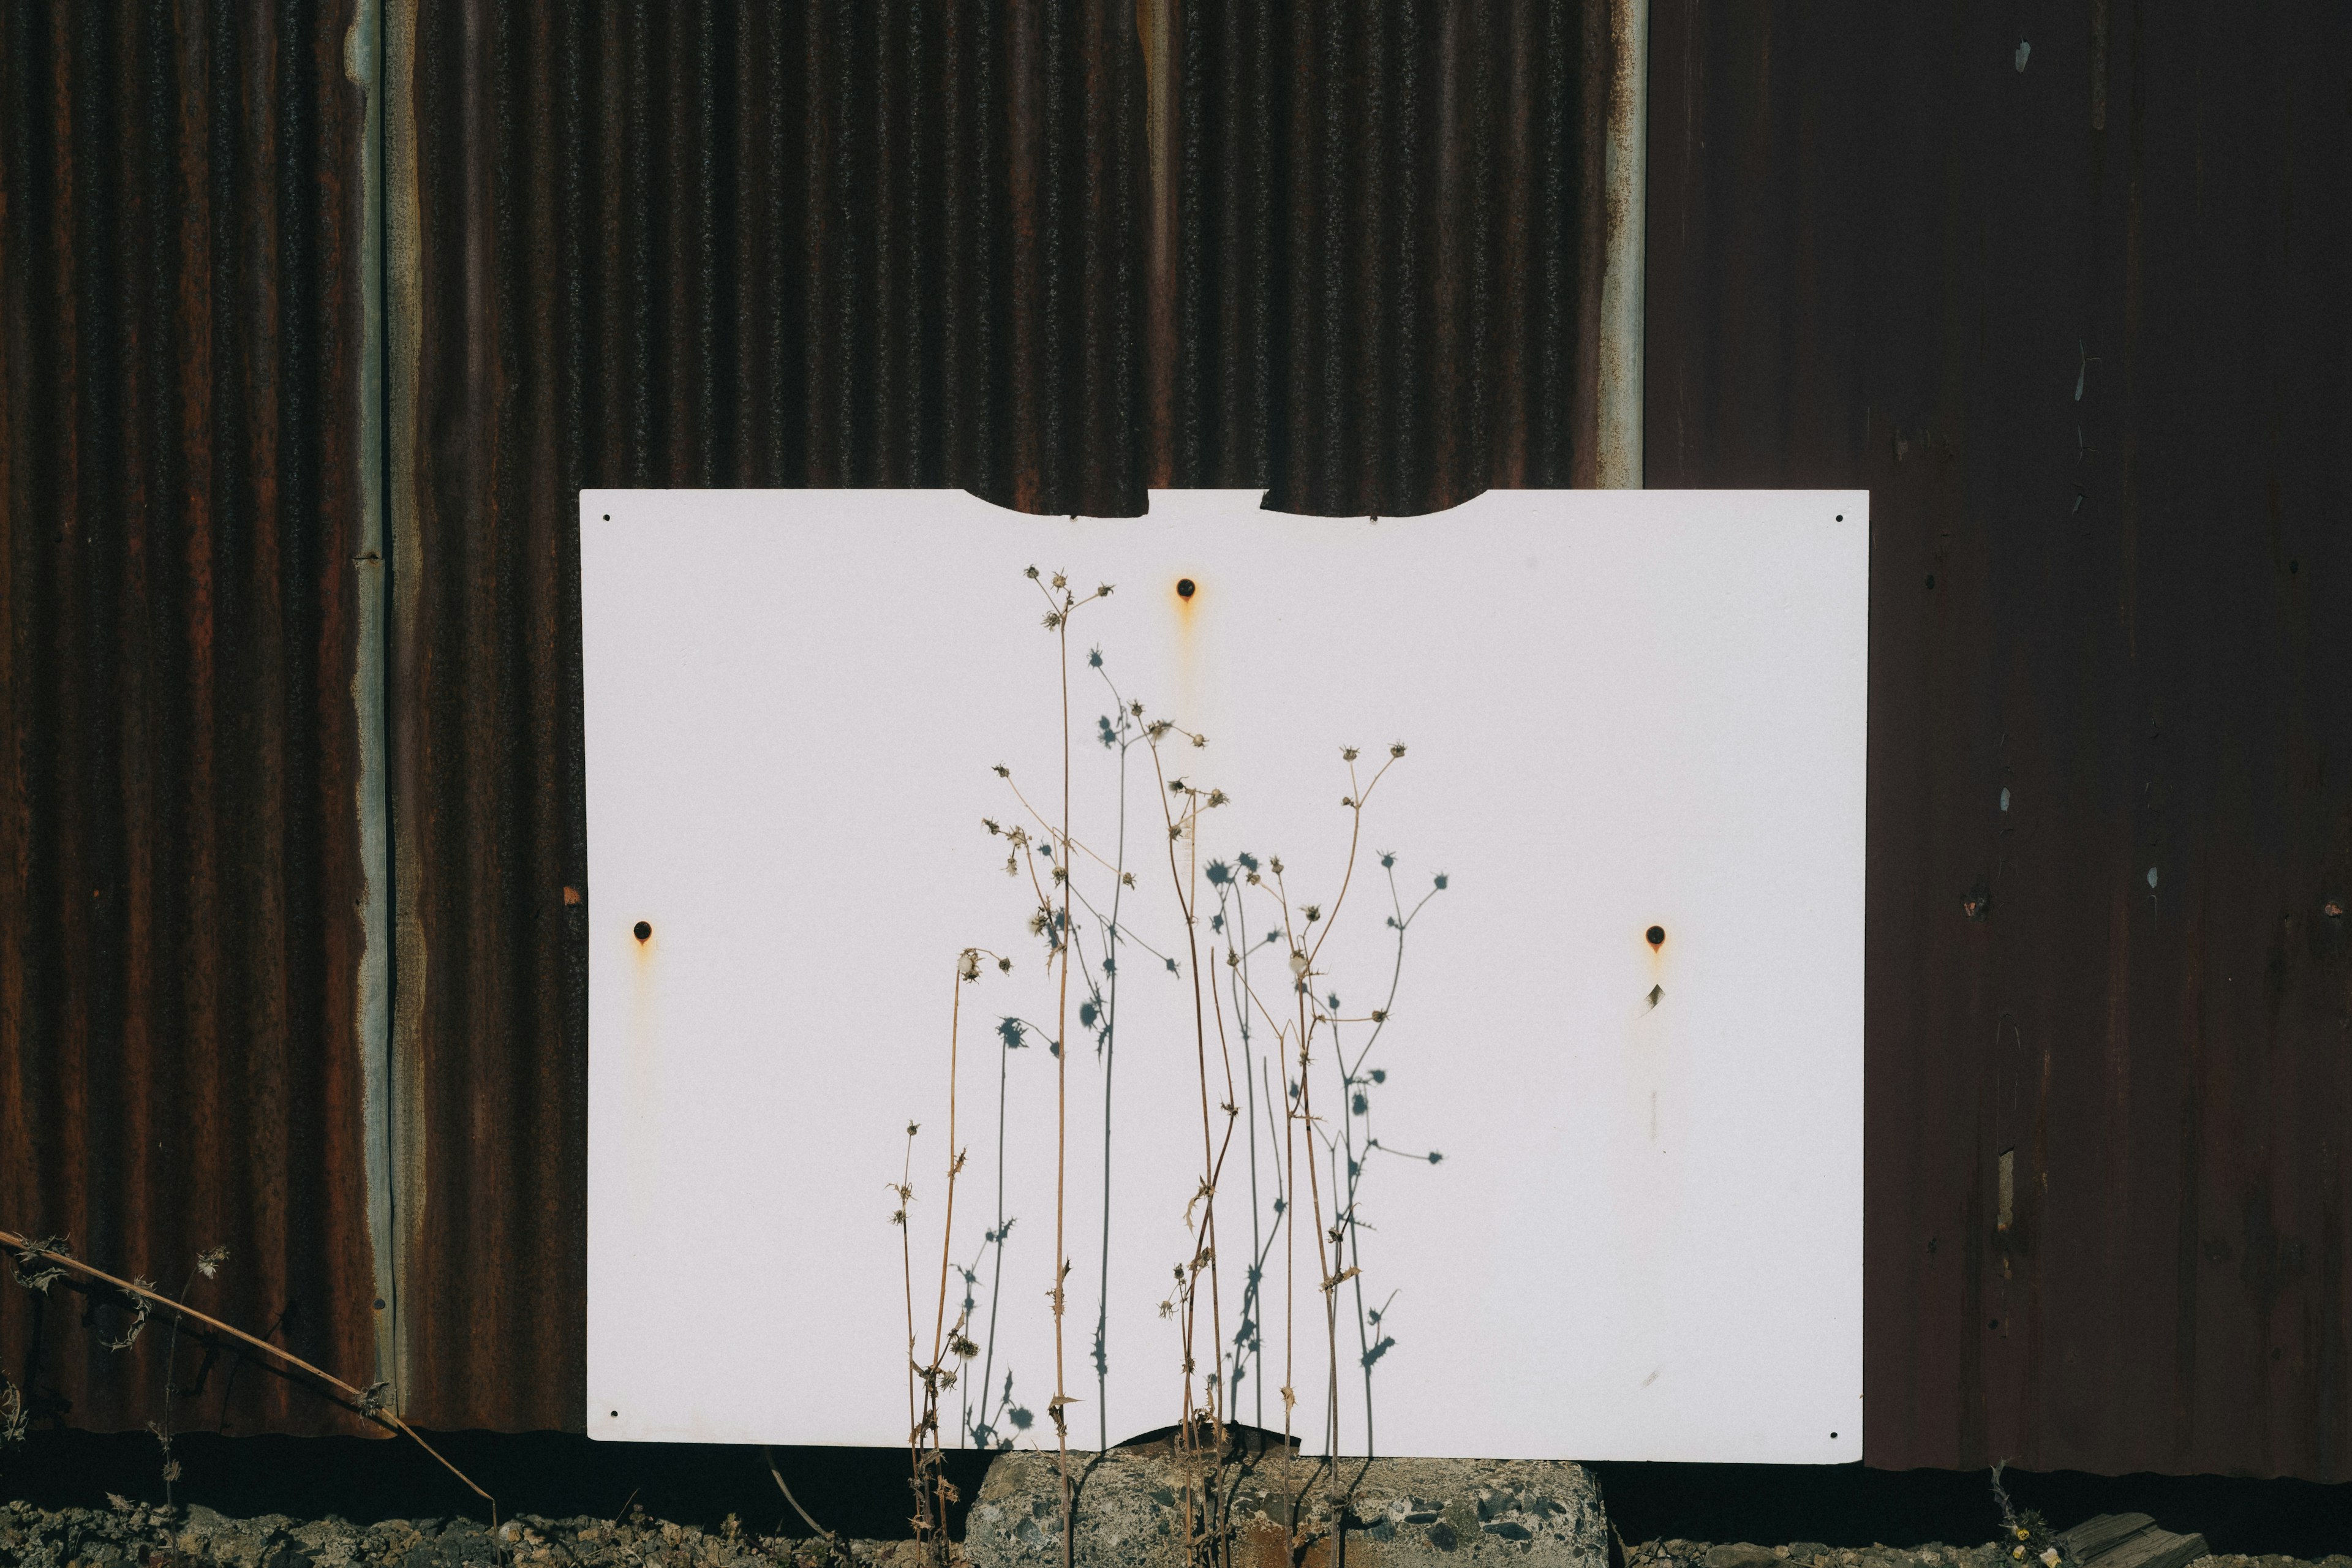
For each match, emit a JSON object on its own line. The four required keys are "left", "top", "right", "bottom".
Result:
{"left": 1341, "top": 747, "right": 1360, "bottom": 761}
{"left": 1389, "top": 742, "right": 1407, "bottom": 758}
{"left": 195, "top": 1245, "right": 229, "bottom": 1278}
{"left": 1024, "top": 566, "right": 1040, "bottom": 579}
{"left": 1042, "top": 612, "right": 1063, "bottom": 631}
{"left": 1287, "top": 951, "right": 1309, "bottom": 978}
{"left": 1051, "top": 572, "right": 1067, "bottom": 590}
{"left": 11, "top": 1236, "right": 70, "bottom": 1295}
{"left": 958, "top": 950, "right": 981, "bottom": 981}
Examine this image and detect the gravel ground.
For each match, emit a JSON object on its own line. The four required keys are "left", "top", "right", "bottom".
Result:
{"left": 7, "top": 1501, "right": 2346, "bottom": 1568}
{"left": 1624, "top": 1540, "right": 2352, "bottom": 1568}
{"left": 0, "top": 1497, "right": 929, "bottom": 1568}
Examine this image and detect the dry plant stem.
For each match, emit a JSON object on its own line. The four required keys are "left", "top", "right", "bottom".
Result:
{"left": 900, "top": 1130, "right": 920, "bottom": 1458}
{"left": 155, "top": 1261, "right": 203, "bottom": 1504}
{"left": 932, "top": 966, "right": 966, "bottom": 1369}
{"left": 910, "top": 957, "right": 976, "bottom": 1559}
{"left": 1047, "top": 589, "right": 1077, "bottom": 1568}
{"left": 762, "top": 1457, "right": 837, "bottom": 1561}
{"left": 1145, "top": 746, "right": 1242, "bottom": 1568}
{"left": 0, "top": 1228, "right": 492, "bottom": 1512}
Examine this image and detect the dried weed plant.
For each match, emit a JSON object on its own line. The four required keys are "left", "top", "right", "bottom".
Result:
{"left": 897, "top": 566, "right": 1446, "bottom": 1568}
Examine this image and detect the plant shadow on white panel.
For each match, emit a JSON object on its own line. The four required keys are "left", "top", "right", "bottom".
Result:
{"left": 581, "top": 489, "right": 1868, "bottom": 1478}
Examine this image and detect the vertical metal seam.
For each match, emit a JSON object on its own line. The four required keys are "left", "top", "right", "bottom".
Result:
{"left": 382, "top": 0, "right": 426, "bottom": 1415}
{"left": 1597, "top": 0, "right": 1645, "bottom": 488}
{"left": 341, "top": 0, "right": 398, "bottom": 1410}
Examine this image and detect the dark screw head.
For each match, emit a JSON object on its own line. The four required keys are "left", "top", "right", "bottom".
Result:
{"left": 1645, "top": 925, "right": 1665, "bottom": 948}
{"left": 633, "top": 921, "right": 652, "bottom": 942}
{"left": 1176, "top": 578, "right": 1196, "bottom": 599}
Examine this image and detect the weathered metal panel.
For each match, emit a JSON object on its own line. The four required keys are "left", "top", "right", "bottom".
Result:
{"left": 1646, "top": 0, "right": 2352, "bottom": 1480}
{"left": 1162, "top": 0, "right": 1613, "bottom": 508}
{"left": 0, "top": 0, "right": 382, "bottom": 1437}
{"left": 385, "top": 0, "right": 1150, "bottom": 1430}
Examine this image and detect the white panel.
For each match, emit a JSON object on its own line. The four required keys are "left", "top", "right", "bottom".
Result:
{"left": 582, "top": 489, "right": 1867, "bottom": 1462}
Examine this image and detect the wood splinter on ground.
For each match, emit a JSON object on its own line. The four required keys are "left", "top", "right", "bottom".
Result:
{"left": 2057, "top": 1515, "right": 2211, "bottom": 1568}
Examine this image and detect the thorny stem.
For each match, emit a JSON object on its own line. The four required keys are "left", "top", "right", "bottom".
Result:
{"left": 907, "top": 955, "right": 978, "bottom": 1561}
{"left": 0, "top": 1228, "right": 492, "bottom": 1514}
{"left": 155, "top": 1253, "right": 214, "bottom": 1506}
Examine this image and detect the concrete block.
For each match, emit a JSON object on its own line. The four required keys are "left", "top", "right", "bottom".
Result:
{"left": 964, "top": 1447, "right": 1608, "bottom": 1568}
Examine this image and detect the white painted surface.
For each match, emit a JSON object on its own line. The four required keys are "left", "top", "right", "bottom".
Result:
{"left": 582, "top": 488, "right": 1867, "bottom": 1461}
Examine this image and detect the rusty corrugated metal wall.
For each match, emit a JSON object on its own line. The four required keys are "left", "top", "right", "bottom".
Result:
{"left": 1155, "top": 0, "right": 1612, "bottom": 508}
{"left": 379, "top": 0, "right": 1615, "bottom": 1431}
{"left": 0, "top": 1, "right": 382, "bottom": 1438}
{"left": 18, "top": 0, "right": 2345, "bottom": 1485}
{"left": 1648, "top": 0, "right": 2352, "bottom": 1480}
{"left": 381, "top": 0, "right": 1155, "bottom": 1430}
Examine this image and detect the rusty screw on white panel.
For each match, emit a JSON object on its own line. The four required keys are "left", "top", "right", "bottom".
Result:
{"left": 633, "top": 921, "right": 652, "bottom": 942}
{"left": 1646, "top": 925, "right": 1665, "bottom": 948}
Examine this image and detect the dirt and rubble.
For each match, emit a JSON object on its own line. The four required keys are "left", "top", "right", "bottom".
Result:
{"left": 0, "top": 1497, "right": 919, "bottom": 1568}
{"left": 5, "top": 1499, "right": 2345, "bottom": 1568}
{"left": 1624, "top": 1542, "right": 2351, "bottom": 1568}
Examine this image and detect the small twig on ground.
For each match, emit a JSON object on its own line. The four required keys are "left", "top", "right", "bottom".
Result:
{"left": 764, "top": 1447, "right": 842, "bottom": 1558}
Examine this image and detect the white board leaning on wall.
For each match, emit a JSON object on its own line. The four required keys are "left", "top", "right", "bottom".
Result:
{"left": 581, "top": 488, "right": 1868, "bottom": 1463}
